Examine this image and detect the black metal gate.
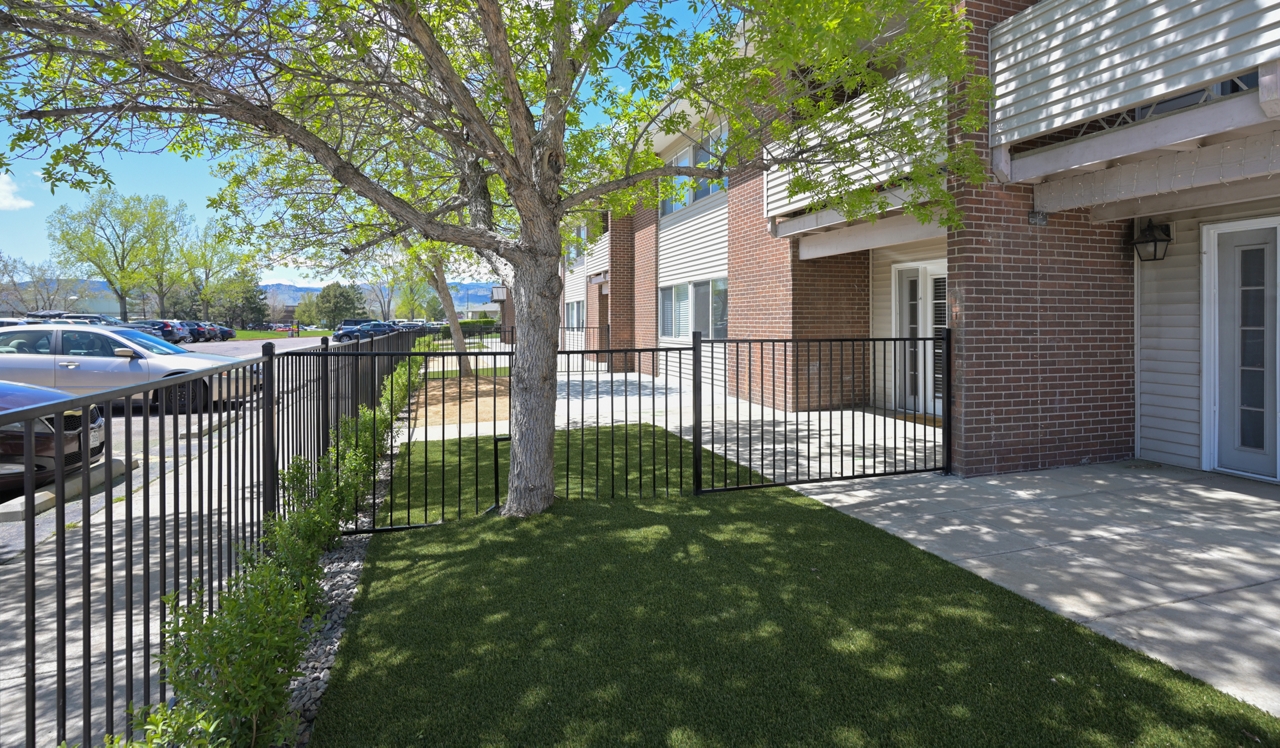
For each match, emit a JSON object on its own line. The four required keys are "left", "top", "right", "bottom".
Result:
{"left": 692, "top": 331, "right": 951, "bottom": 493}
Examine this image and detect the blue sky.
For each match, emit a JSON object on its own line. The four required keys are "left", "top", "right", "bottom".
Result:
{"left": 0, "top": 129, "right": 343, "bottom": 285}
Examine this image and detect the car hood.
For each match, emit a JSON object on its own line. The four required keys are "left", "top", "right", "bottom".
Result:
{"left": 0, "top": 380, "right": 71, "bottom": 411}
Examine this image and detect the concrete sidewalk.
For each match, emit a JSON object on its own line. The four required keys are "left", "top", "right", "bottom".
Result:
{"left": 798, "top": 461, "right": 1280, "bottom": 717}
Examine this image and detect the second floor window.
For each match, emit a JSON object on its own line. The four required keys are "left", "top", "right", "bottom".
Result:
{"left": 660, "top": 126, "right": 725, "bottom": 217}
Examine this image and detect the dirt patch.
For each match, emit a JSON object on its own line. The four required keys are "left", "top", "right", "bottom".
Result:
{"left": 412, "top": 376, "right": 510, "bottom": 426}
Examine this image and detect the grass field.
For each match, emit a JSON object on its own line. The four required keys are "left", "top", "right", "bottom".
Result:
{"left": 312, "top": 428, "right": 1280, "bottom": 747}
{"left": 231, "top": 329, "right": 332, "bottom": 340}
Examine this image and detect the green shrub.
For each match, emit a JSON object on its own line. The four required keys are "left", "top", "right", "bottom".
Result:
{"left": 161, "top": 560, "right": 307, "bottom": 748}
{"left": 99, "top": 703, "right": 226, "bottom": 747}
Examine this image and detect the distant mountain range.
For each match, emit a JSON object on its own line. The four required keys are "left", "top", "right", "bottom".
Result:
{"left": 76, "top": 279, "right": 497, "bottom": 308}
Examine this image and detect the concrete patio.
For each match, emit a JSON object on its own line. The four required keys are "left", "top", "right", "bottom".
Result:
{"left": 798, "top": 460, "right": 1280, "bottom": 718}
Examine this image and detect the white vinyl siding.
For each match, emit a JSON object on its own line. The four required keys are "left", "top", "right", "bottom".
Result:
{"left": 1139, "top": 226, "right": 1201, "bottom": 468}
{"left": 562, "top": 232, "right": 608, "bottom": 311}
{"left": 990, "top": 0, "right": 1280, "bottom": 147}
{"left": 870, "top": 239, "right": 947, "bottom": 339}
{"left": 763, "top": 76, "right": 934, "bottom": 218}
{"left": 657, "top": 190, "right": 728, "bottom": 289}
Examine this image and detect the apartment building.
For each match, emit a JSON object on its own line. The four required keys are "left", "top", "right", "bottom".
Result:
{"left": 565, "top": 0, "right": 1280, "bottom": 480}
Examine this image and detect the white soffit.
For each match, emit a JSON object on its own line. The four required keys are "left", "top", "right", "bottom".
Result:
{"left": 1035, "top": 128, "right": 1280, "bottom": 213}
{"left": 797, "top": 214, "right": 945, "bottom": 261}
{"left": 1006, "top": 90, "right": 1276, "bottom": 184}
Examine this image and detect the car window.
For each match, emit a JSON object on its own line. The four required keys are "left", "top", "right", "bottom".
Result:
{"left": 61, "top": 331, "right": 127, "bottom": 357}
{"left": 115, "top": 329, "right": 187, "bottom": 355}
{"left": 0, "top": 329, "right": 53, "bottom": 354}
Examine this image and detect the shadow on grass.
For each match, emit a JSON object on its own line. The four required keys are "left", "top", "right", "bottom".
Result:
{"left": 381, "top": 426, "right": 753, "bottom": 527}
{"left": 321, "top": 430, "right": 1280, "bottom": 747}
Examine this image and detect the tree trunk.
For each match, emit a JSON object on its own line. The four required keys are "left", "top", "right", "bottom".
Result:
{"left": 157, "top": 293, "right": 167, "bottom": 319}
{"left": 501, "top": 249, "right": 562, "bottom": 518}
{"left": 116, "top": 293, "right": 129, "bottom": 322}
{"left": 428, "top": 259, "right": 472, "bottom": 377}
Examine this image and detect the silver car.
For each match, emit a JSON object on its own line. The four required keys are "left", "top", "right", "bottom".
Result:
{"left": 0, "top": 325, "right": 258, "bottom": 409}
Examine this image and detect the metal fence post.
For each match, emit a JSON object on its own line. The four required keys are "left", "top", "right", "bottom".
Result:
{"left": 262, "top": 342, "right": 279, "bottom": 516}
{"left": 320, "top": 337, "right": 331, "bottom": 458}
{"left": 942, "top": 327, "right": 953, "bottom": 475}
{"left": 692, "top": 331, "right": 703, "bottom": 495}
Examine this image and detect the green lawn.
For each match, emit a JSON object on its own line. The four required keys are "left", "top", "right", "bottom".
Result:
{"left": 312, "top": 429, "right": 1280, "bottom": 747}
{"left": 232, "top": 329, "right": 331, "bottom": 340}
{"left": 379, "top": 427, "right": 749, "bottom": 527}
{"left": 423, "top": 366, "right": 511, "bottom": 379}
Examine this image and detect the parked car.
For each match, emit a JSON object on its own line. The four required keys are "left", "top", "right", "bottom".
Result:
{"left": 211, "top": 324, "right": 235, "bottom": 341}
{"left": 120, "top": 323, "right": 163, "bottom": 339}
{"left": 181, "top": 321, "right": 214, "bottom": 342}
{"left": 0, "top": 325, "right": 254, "bottom": 410}
{"left": 0, "top": 380, "right": 105, "bottom": 497}
{"left": 0, "top": 318, "right": 26, "bottom": 327}
{"left": 334, "top": 321, "right": 398, "bottom": 343}
{"left": 397, "top": 321, "right": 424, "bottom": 330}
{"left": 62, "top": 313, "right": 124, "bottom": 325}
{"left": 135, "top": 320, "right": 187, "bottom": 344}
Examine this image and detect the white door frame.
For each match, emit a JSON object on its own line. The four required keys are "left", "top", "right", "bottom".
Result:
{"left": 891, "top": 260, "right": 947, "bottom": 414}
{"left": 1199, "top": 216, "right": 1280, "bottom": 477}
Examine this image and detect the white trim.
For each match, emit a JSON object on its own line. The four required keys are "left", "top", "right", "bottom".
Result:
{"left": 1134, "top": 257, "right": 1142, "bottom": 460}
{"left": 1009, "top": 91, "right": 1274, "bottom": 184}
{"left": 798, "top": 215, "right": 945, "bottom": 261}
{"left": 1198, "top": 214, "right": 1280, "bottom": 475}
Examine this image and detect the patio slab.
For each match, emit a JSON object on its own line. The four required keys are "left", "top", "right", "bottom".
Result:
{"left": 798, "top": 460, "right": 1280, "bottom": 717}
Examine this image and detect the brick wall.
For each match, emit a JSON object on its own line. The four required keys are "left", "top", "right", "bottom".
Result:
{"left": 725, "top": 167, "right": 874, "bottom": 410}
{"left": 948, "top": 0, "right": 1136, "bottom": 476}
{"left": 633, "top": 205, "right": 660, "bottom": 375}
{"left": 608, "top": 215, "right": 635, "bottom": 349}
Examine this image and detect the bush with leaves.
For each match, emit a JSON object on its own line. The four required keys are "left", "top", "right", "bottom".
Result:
{"left": 161, "top": 558, "right": 307, "bottom": 748}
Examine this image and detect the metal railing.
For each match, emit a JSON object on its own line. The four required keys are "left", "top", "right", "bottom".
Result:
{"left": 692, "top": 331, "right": 952, "bottom": 492}
{"left": 0, "top": 357, "right": 267, "bottom": 747}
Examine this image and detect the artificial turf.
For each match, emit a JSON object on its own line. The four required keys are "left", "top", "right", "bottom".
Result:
{"left": 312, "top": 428, "right": 1280, "bottom": 747}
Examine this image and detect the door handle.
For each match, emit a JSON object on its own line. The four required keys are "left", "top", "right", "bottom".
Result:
{"left": 58, "top": 362, "right": 79, "bottom": 369}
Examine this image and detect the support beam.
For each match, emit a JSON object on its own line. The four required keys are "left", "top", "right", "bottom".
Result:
{"left": 1261, "top": 60, "right": 1280, "bottom": 118}
{"left": 1089, "top": 175, "right": 1280, "bottom": 223}
{"left": 797, "top": 213, "right": 944, "bottom": 261}
{"left": 1035, "top": 128, "right": 1280, "bottom": 213}
{"left": 1010, "top": 91, "right": 1275, "bottom": 184}
{"left": 773, "top": 188, "right": 909, "bottom": 239}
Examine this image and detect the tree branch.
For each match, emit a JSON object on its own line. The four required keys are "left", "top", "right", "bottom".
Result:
{"left": 15, "top": 103, "right": 224, "bottom": 120}
{"left": 559, "top": 164, "right": 721, "bottom": 215}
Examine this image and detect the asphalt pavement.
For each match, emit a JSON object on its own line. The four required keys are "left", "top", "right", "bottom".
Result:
{"left": 184, "top": 335, "right": 325, "bottom": 359}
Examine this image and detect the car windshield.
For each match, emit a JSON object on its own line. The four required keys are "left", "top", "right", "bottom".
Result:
{"left": 114, "top": 329, "right": 188, "bottom": 355}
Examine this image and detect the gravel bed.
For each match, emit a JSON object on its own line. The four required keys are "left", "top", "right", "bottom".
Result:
{"left": 288, "top": 533, "right": 369, "bottom": 747}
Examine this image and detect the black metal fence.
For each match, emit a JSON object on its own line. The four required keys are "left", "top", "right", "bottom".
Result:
{"left": 692, "top": 332, "right": 951, "bottom": 492}
{"left": 0, "top": 328, "right": 950, "bottom": 744}
{"left": 0, "top": 357, "right": 267, "bottom": 747}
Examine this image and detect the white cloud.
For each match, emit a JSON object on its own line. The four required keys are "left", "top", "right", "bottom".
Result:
{"left": 0, "top": 174, "right": 34, "bottom": 211}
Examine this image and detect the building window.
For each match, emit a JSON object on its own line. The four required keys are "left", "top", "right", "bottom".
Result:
{"left": 660, "top": 126, "right": 724, "bottom": 217}
{"left": 660, "top": 279, "right": 727, "bottom": 339}
{"left": 565, "top": 300, "right": 585, "bottom": 329}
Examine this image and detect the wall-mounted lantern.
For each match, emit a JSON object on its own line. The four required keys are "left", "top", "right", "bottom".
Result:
{"left": 1131, "top": 219, "right": 1172, "bottom": 262}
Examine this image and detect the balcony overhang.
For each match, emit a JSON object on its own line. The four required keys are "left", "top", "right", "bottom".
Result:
{"left": 995, "top": 84, "right": 1280, "bottom": 185}
{"left": 796, "top": 213, "right": 944, "bottom": 261}
{"left": 1035, "top": 128, "right": 1280, "bottom": 218}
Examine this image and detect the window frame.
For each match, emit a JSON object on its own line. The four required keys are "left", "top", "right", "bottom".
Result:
{"left": 659, "top": 278, "right": 728, "bottom": 341}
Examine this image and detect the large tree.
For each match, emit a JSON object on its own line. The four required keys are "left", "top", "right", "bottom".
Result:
{"left": 1, "top": 0, "right": 985, "bottom": 516}
{"left": 182, "top": 218, "right": 248, "bottom": 320}
{"left": 134, "top": 196, "right": 191, "bottom": 318}
{"left": 45, "top": 189, "right": 158, "bottom": 321}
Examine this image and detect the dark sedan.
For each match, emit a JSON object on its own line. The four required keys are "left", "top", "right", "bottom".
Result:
{"left": 181, "top": 321, "right": 214, "bottom": 342}
{"left": 134, "top": 320, "right": 187, "bottom": 344}
{"left": 0, "top": 381, "right": 105, "bottom": 498}
{"left": 334, "top": 321, "right": 398, "bottom": 343}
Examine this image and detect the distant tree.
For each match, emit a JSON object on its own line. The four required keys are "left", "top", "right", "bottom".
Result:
{"left": 209, "top": 269, "right": 268, "bottom": 328}
{"left": 47, "top": 189, "right": 155, "bottom": 320}
{"left": 182, "top": 218, "right": 247, "bottom": 320}
{"left": 314, "top": 283, "right": 367, "bottom": 329}
{"left": 393, "top": 273, "right": 443, "bottom": 322}
{"left": 293, "top": 292, "right": 321, "bottom": 328}
{"left": 360, "top": 257, "right": 397, "bottom": 321}
{"left": 135, "top": 197, "right": 192, "bottom": 318}
{"left": 0, "top": 250, "right": 94, "bottom": 313}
